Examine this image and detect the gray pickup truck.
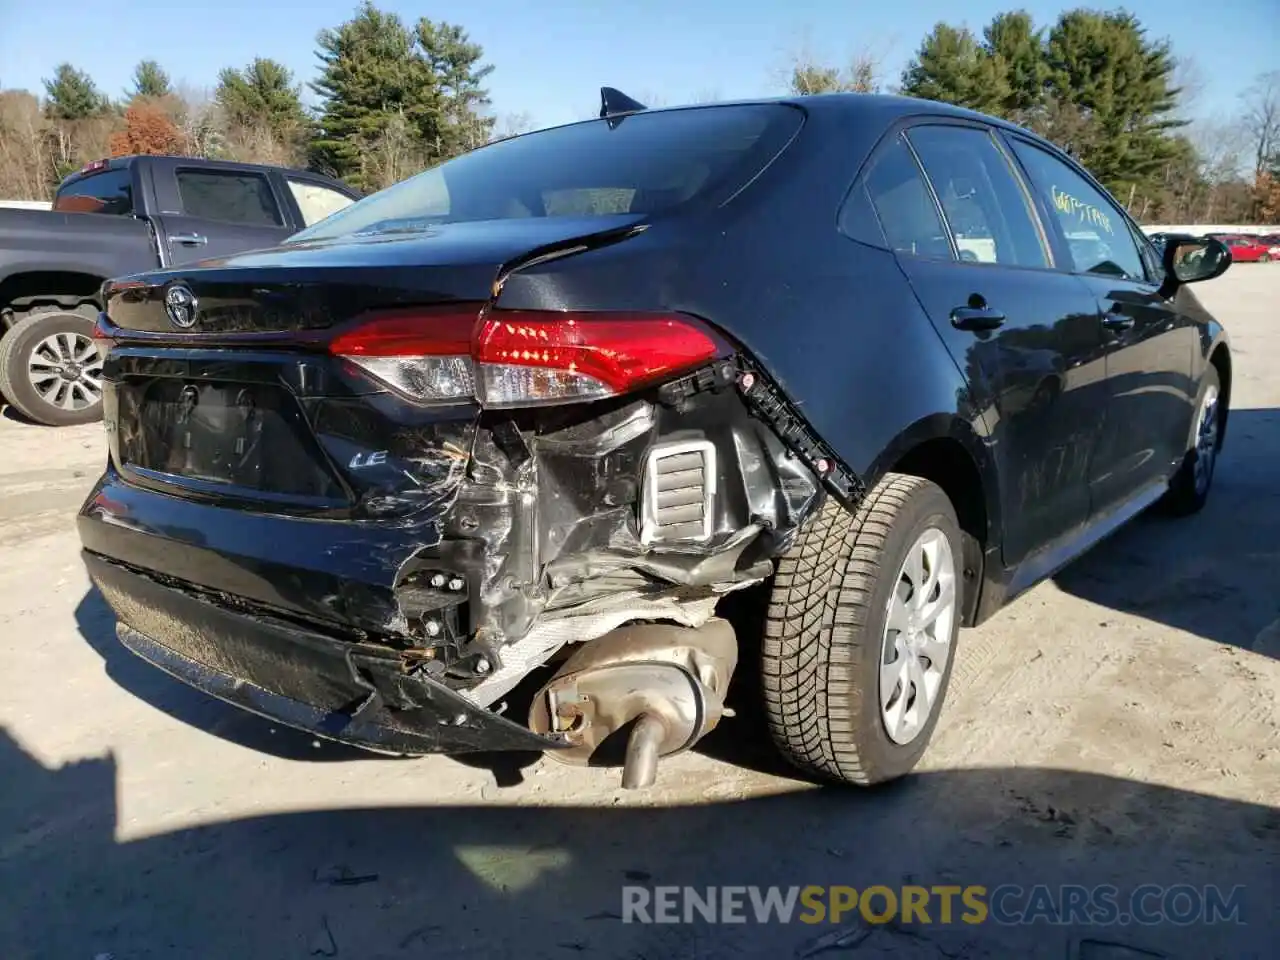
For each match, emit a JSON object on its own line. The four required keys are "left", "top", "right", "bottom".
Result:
{"left": 0, "top": 155, "right": 359, "bottom": 426}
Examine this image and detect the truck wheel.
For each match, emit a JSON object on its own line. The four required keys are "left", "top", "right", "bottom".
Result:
{"left": 761, "top": 474, "right": 962, "bottom": 785}
{"left": 0, "top": 307, "right": 104, "bottom": 426}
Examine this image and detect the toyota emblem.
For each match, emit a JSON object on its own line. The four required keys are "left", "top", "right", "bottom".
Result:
{"left": 164, "top": 285, "right": 198, "bottom": 329}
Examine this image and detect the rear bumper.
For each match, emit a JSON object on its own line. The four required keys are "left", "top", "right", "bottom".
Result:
{"left": 85, "top": 551, "right": 565, "bottom": 756}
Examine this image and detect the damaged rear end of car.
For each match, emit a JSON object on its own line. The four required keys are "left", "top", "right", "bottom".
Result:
{"left": 79, "top": 100, "right": 848, "bottom": 786}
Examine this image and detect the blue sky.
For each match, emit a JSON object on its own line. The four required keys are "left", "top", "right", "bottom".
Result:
{"left": 1, "top": 0, "right": 1276, "bottom": 130}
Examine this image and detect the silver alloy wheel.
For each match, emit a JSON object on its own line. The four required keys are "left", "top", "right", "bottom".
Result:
{"left": 26, "top": 331, "right": 103, "bottom": 412}
{"left": 1193, "top": 383, "right": 1220, "bottom": 496}
{"left": 880, "top": 527, "right": 957, "bottom": 745}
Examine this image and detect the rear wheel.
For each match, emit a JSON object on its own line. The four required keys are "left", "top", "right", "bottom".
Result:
{"left": 0, "top": 307, "right": 104, "bottom": 426}
{"left": 761, "top": 474, "right": 962, "bottom": 785}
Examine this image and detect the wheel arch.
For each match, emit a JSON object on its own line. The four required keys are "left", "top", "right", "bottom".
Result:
{"left": 1207, "top": 340, "right": 1231, "bottom": 448}
{"left": 863, "top": 414, "right": 1000, "bottom": 627}
{"left": 0, "top": 268, "right": 108, "bottom": 325}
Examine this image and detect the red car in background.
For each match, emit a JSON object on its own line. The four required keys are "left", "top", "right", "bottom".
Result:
{"left": 1212, "top": 234, "right": 1279, "bottom": 263}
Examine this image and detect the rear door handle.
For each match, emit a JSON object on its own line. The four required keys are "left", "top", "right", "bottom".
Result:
{"left": 1101, "top": 311, "right": 1135, "bottom": 332}
{"left": 170, "top": 233, "right": 207, "bottom": 246}
{"left": 950, "top": 305, "right": 1006, "bottom": 332}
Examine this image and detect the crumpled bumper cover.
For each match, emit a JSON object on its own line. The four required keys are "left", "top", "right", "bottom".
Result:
{"left": 85, "top": 551, "right": 567, "bottom": 756}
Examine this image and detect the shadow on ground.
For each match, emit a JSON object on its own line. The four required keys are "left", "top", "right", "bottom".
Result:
{"left": 0, "top": 726, "right": 1273, "bottom": 959}
{"left": 1055, "top": 407, "right": 1280, "bottom": 658}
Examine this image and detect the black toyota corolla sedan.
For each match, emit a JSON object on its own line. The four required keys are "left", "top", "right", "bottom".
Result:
{"left": 80, "top": 90, "right": 1232, "bottom": 789}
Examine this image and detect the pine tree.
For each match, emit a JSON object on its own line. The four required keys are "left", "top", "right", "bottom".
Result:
{"left": 415, "top": 18, "right": 494, "bottom": 156}
{"left": 43, "top": 64, "right": 108, "bottom": 120}
{"left": 1043, "top": 10, "right": 1184, "bottom": 198}
{"left": 982, "top": 11, "right": 1046, "bottom": 122}
{"left": 900, "top": 24, "right": 1010, "bottom": 115}
{"left": 216, "top": 58, "right": 310, "bottom": 142}
{"left": 130, "top": 60, "right": 172, "bottom": 100}
{"left": 310, "top": 2, "right": 437, "bottom": 188}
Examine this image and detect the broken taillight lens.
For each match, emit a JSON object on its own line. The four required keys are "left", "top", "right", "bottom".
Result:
{"left": 90, "top": 313, "right": 115, "bottom": 362}
{"left": 328, "top": 307, "right": 723, "bottom": 408}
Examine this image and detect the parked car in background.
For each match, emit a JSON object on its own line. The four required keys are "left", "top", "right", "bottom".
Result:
{"left": 80, "top": 92, "right": 1233, "bottom": 792}
{"left": 1211, "top": 234, "right": 1275, "bottom": 263}
{"left": 0, "top": 155, "right": 359, "bottom": 426}
{"left": 1257, "top": 234, "right": 1280, "bottom": 258}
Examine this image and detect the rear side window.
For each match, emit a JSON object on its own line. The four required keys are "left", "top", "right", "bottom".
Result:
{"left": 850, "top": 134, "right": 951, "bottom": 259}
{"left": 288, "top": 179, "right": 356, "bottom": 227}
{"left": 905, "top": 125, "right": 1048, "bottom": 269}
{"left": 176, "top": 170, "right": 283, "bottom": 226}
{"left": 292, "top": 104, "right": 803, "bottom": 241}
{"left": 53, "top": 169, "right": 133, "bottom": 215}
{"left": 1007, "top": 140, "right": 1146, "bottom": 281}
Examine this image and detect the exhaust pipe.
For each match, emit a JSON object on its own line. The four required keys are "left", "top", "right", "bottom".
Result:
{"left": 620, "top": 713, "right": 667, "bottom": 789}
{"left": 527, "top": 618, "right": 738, "bottom": 789}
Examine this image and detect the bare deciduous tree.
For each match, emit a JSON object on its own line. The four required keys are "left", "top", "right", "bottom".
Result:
{"left": 0, "top": 90, "right": 53, "bottom": 199}
{"left": 786, "top": 48, "right": 882, "bottom": 95}
{"left": 490, "top": 111, "right": 535, "bottom": 142}
{"left": 1241, "top": 70, "right": 1280, "bottom": 178}
{"left": 361, "top": 108, "right": 425, "bottom": 191}
{"left": 174, "top": 84, "right": 225, "bottom": 158}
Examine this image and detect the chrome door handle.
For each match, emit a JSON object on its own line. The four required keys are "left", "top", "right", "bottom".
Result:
{"left": 1101, "top": 311, "right": 1135, "bottom": 332}
{"left": 170, "top": 233, "right": 207, "bottom": 246}
{"left": 950, "top": 305, "right": 1006, "bottom": 332}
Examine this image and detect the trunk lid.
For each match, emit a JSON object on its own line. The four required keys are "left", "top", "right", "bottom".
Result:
{"left": 105, "top": 215, "right": 644, "bottom": 335}
{"left": 99, "top": 217, "right": 644, "bottom": 520}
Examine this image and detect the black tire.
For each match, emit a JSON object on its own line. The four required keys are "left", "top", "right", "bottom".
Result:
{"left": 761, "top": 474, "right": 963, "bottom": 785}
{"left": 1161, "top": 365, "right": 1222, "bottom": 516}
{"left": 0, "top": 307, "right": 103, "bottom": 426}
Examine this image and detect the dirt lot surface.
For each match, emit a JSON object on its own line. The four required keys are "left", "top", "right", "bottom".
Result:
{"left": 1, "top": 269, "right": 1276, "bottom": 959}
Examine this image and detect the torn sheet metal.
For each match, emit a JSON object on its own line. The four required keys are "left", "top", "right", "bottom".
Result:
{"left": 393, "top": 365, "right": 825, "bottom": 693}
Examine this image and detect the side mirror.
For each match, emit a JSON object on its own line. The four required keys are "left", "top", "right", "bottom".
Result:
{"left": 1161, "top": 234, "right": 1232, "bottom": 285}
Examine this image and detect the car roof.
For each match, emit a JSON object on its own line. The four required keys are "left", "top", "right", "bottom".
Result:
{"left": 626, "top": 92, "right": 1061, "bottom": 150}
{"left": 532, "top": 92, "right": 1067, "bottom": 161}
{"left": 59, "top": 154, "right": 347, "bottom": 190}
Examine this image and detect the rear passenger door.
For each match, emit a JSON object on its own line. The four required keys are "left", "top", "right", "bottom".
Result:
{"left": 155, "top": 167, "right": 296, "bottom": 266}
{"left": 863, "top": 122, "right": 1108, "bottom": 568}
{"left": 1003, "top": 136, "right": 1196, "bottom": 515}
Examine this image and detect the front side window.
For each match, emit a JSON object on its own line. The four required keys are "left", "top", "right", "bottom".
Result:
{"left": 53, "top": 169, "right": 133, "bottom": 215}
{"left": 176, "top": 170, "right": 283, "bottom": 227}
{"left": 292, "top": 104, "right": 804, "bottom": 242}
{"left": 905, "top": 125, "right": 1049, "bottom": 269}
{"left": 853, "top": 134, "right": 951, "bottom": 259}
{"left": 1008, "top": 139, "right": 1146, "bottom": 281}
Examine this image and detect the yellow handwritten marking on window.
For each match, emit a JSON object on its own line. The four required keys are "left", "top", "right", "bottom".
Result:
{"left": 1050, "top": 185, "right": 1113, "bottom": 235}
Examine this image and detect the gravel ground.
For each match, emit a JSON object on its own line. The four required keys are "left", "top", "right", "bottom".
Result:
{"left": 1, "top": 268, "right": 1276, "bottom": 959}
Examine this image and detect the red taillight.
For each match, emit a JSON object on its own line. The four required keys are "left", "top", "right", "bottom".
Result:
{"left": 474, "top": 311, "right": 721, "bottom": 405}
{"left": 327, "top": 307, "right": 475, "bottom": 357}
{"left": 327, "top": 307, "right": 723, "bottom": 407}
{"left": 327, "top": 306, "right": 479, "bottom": 404}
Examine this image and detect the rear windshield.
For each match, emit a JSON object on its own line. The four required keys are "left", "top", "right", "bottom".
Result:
{"left": 291, "top": 104, "right": 803, "bottom": 241}
{"left": 53, "top": 168, "right": 134, "bottom": 215}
